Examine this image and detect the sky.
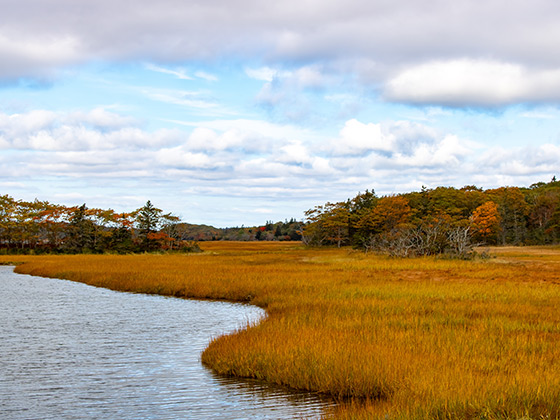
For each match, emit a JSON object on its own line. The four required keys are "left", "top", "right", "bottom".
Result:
{"left": 1, "top": 0, "right": 559, "bottom": 227}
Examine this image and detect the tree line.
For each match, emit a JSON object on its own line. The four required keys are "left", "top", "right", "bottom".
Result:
{"left": 166, "top": 219, "right": 303, "bottom": 242}
{"left": 300, "top": 178, "right": 560, "bottom": 257}
{"left": 0, "top": 197, "right": 200, "bottom": 254}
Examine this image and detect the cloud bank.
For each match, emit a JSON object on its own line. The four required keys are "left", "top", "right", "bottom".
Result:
{"left": 3, "top": 0, "right": 560, "bottom": 106}
{"left": 1, "top": 107, "right": 556, "bottom": 206}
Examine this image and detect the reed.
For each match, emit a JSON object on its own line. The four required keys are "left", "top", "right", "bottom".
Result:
{"left": 4, "top": 244, "right": 560, "bottom": 419}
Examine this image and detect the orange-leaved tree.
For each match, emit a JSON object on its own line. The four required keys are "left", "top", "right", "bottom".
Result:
{"left": 470, "top": 201, "right": 501, "bottom": 244}
{"left": 321, "top": 202, "right": 350, "bottom": 248}
{"left": 354, "top": 195, "right": 412, "bottom": 234}
{"left": 353, "top": 195, "right": 413, "bottom": 253}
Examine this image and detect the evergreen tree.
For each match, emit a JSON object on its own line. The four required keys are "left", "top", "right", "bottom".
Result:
{"left": 136, "top": 200, "right": 162, "bottom": 251}
{"left": 65, "top": 204, "right": 95, "bottom": 253}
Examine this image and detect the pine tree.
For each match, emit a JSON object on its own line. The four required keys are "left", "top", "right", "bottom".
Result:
{"left": 136, "top": 201, "right": 162, "bottom": 251}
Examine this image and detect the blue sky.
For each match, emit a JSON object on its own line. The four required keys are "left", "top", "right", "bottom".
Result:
{"left": 1, "top": 1, "right": 559, "bottom": 226}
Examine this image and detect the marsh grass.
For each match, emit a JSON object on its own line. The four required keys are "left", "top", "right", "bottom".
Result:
{"left": 4, "top": 244, "right": 560, "bottom": 419}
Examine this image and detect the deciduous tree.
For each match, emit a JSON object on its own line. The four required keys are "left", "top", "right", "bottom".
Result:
{"left": 470, "top": 201, "right": 501, "bottom": 244}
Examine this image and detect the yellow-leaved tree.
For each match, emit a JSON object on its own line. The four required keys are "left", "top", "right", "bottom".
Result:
{"left": 470, "top": 201, "right": 501, "bottom": 244}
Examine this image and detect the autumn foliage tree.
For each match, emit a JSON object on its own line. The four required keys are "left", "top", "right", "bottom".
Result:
{"left": 470, "top": 201, "right": 501, "bottom": 244}
{"left": 0, "top": 196, "right": 198, "bottom": 254}
{"left": 301, "top": 203, "right": 350, "bottom": 247}
{"left": 353, "top": 195, "right": 412, "bottom": 252}
{"left": 356, "top": 195, "right": 412, "bottom": 232}
{"left": 321, "top": 202, "right": 351, "bottom": 248}
{"left": 302, "top": 177, "right": 560, "bottom": 256}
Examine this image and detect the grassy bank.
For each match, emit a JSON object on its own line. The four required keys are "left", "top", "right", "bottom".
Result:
{"left": 3, "top": 243, "right": 560, "bottom": 419}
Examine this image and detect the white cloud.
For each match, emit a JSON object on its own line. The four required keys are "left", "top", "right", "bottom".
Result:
{"left": 325, "top": 119, "right": 478, "bottom": 180}
{"left": 155, "top": 147, "right": 219, "bottom": 169}
{"left": 278, "top": 141, "right": 312, "bottom": 165}
{"left": 194, "top": 71, "right": 218, "bottom": 82}
{"left": 388, "top": 121, "right": 441, "bottom": 155}
{"left": 245, "top": 67, "right": 279, "bottom": 82}
{"left": 384, "top": 59, "right": 560, "bottom": 106}
{"left": 394, "top": 134, "right": 471, "bottom": 167}
{"left": 310, "top": 157, "right": 333, "bottom": 175}
{"left": 68, "top": 107, "right": 140, "bottom": 130}
{"left": 333, "top": 119, "right": 393, "bottom": 155}
{"left": 235, "top": 158, "right": 294, "bottom": 178}
{"left": 0, "top": 110, "right": 57, "bottom": 136}
{"left": 167, "top": 118, "right": 319, "bottom": 146}
{"left": 0, "top": 32, "right": 82, "bottom": 80}
{"left": 291, "top": 66, "right": 329, "bottom": 89}
{"left": 142, "top": 88, "right": 218, "bottom": 110}
{"left": 0, "top": 110, "right": 177, "bottom": 151}
{"left": 185, "top": 127, "right": 263, "bottom": 153}
{"left": 331, "top": 119, "right": 452, "bottom": 158}
{"left": 145, "top": 64, "right": 218, "bottom": 82}
{"left": 480, "top": 144, "right": 560, "bottom": 175}
{"left": 145, "top": 63, "right": 193, "bottom": 80}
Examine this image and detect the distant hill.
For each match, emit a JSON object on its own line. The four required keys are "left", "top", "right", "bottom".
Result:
{"left": 172, "top": 220, "right": 303, "bottom": 241}
{"left": 172, "top": 223, "right": 223, "bottom": 241}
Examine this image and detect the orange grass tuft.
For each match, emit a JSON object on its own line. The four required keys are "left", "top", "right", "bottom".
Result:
{"left": 3, "top": 244, "right": 560, "bottom": 419}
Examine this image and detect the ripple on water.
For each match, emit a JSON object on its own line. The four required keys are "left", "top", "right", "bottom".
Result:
{"left": 0, "top": 266, "right": 335, "bottom": 419}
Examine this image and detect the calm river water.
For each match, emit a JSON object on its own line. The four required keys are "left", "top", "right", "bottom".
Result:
{"left": 0, "top": 266, "right": 333, "bottom": 419}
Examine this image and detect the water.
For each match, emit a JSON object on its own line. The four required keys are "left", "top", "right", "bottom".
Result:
{"left": 0, "top": 266, "right": 333, "bottom": 419}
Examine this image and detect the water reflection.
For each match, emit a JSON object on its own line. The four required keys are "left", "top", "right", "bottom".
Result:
{"left": 208, "top": 374, "right": 336, "bottom": 419}
{"left": 0, "top": 266, "right": 334, "bottom": 419}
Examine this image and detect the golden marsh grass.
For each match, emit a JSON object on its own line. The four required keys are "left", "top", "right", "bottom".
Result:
{"left": 3, "top": 243, "right": 560, "bottom": 419}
